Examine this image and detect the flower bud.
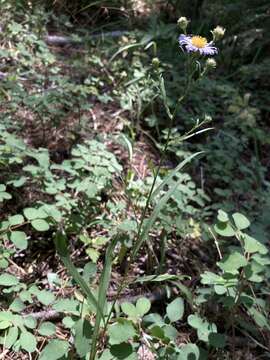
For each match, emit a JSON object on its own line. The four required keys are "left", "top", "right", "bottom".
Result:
{"left": 211, "top": 26, "right": 226, "bottom": 41}
{"left": 177, "top": 17, "right": 189, "bottom": 32}
{"left": 205, "top": 58, "right": 217, "bottom": 70}
{"left": 152, "top": 57, "right": 160, "bottom": 69}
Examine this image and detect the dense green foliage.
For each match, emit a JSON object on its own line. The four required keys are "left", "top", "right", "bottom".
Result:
{"left": 0, "top": 1, "right": 269, "bottom": 359}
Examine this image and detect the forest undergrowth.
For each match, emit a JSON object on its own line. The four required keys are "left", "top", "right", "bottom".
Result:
{"left": 0, "top": 1, "right": 270, "bottom": 359}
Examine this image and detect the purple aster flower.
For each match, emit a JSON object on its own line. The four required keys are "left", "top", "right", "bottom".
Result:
{"left": 179, "top": 34, "right": 218, "bottom": 55}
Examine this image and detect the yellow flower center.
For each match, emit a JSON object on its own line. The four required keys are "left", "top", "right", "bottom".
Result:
{"left": 191, "top": 36, "right": 207, "bottom": 48}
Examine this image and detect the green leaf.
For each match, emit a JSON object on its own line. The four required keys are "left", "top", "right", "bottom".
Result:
{"left": 10, "top": 231, "right": 28, "bottom": 250}
{"left": 53, "top": 299, "right": 79, "bottom": 314}
{"left": 178, "top": 343, "right": 200, "bottom": 360}
{"left": 188, "top": 314, "right": 203, "bottom": 329}
{"left": 19, "top": 330, "right": 37, "bottom": 353}
{"left": 121, "top": 302, "right": 138, "bottom": 319}
{"left": 243, "top": 234, "right": 268, "bottom": 255}
{"left": 39, "top": 339, "right": 69, "bottom": 360}
{"left": 37, "top": 290, "right": 55, "bottom": 306}
{"left": 4, "top": 326, "right": 18, "bottom": 348}
{"left": 0, "top": 273, "right": 19, "bottom": 286}
{"left": 38, "top": 322, "right": 56, "bottom": 336}
{"left": 218, "top": 252, "right": 248, "bottom": 273}
{"left": 166, "top": 298, "right": 184, "bottom": 322}
{"left": 232, "top": 212, "right": 250, "bottom": 230}
{"left": 74, "top": 319, "right": 93, "bottom": 357}
{"left": 8, "top": 214, "right": 24, "bottom": 226}
{"left": 9, "top": 298, "right": 25, "bottom": 312}
{"left": 0, "top": 321, "right": 12, "bottom": 330}
{"left": 24, "top": 316, "right": 37, "bottom": 329}
{"left": 23, "top": 208, "right": 39, "bottom": 220}
{"left": 108, "top": 321, "right": 136, "bottom": 345}
{"left": 110, "top": 343, "right": 134, "bottom": 359}
{"left": 136, "top": 298, "right": 151, "bottom": 317}
{"left": 214, "top": 222, "right": 235, "bottom": 237}
{"left": 31, "top": 219, "right": 50, "bottom": 232}
{"left": 217, "top": 210, "right": 229, "bottom": 223}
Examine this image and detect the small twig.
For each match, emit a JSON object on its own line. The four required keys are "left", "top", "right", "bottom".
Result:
{"left": 208, "top": 226, "right": 222, "bottom": 260}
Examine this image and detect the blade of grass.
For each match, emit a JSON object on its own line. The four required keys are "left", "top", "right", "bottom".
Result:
{"left": 54, "top": 232, "right": 105, "bottom": 323}
{"left": 90, "top": 237, "right": 118, "bottom": 360}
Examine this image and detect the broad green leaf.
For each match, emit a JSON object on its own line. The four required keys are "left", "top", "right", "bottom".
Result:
{"left": 24, "top": 316, "right": 37, "bottom": 329}
{"left": 4, "top": 326, "right": 18, "bottom": 348}
{"left": 108, "top": 321, "right": 136, "bottom": 345}
{"left": 232, "top": 212, "right": 250, "bottom": 230}
{"left": 37, "top": 290, "right": 55, "bottom": 306}
{"left": 243, "top": 234, "right": 268, "bottom": 255}
{"left": 38, "top": 322, "right": 56, "bottom": 336}
{"left": 136, "top": 298, "right": 151, "bottom": 317}
{"left": 178, "top": 343, "right": 200, "bottom": 360}
{"left": 121, "top": 302, "right": 138, "bottom": 319}
{"left": 8, "top": 215, "right": 24, "bottom": 226}
{"left": 19, "top": 330, "right": 37, "bottom": 353}
{"left": 0, "top": 321, "right": 12, "bottom": 330}
{"left": 218, "top": 252, "right": 248, "bottom": 273}
{"left": 74, "top": 319, "right": 93, "bottom": 357}
{"left": 166, "top": 298, "right": 184, "bottom": 322}
{"left": 9, "top": 298, "right": 25, "bottom": 312}
{"left": 39, "top": 339, "right": 69, "bottom": 360}
{"left": 10, "top": 231, "right": 28, "bottom": 250}
{"left": 214, "top": 222, "right": 235, "bottom": 237}
{"left": 0, "top": 273, "right": 19, "bottom": 286}
{"left": 23, "top": 208, "right": 39, "bottom": 220}
{"left": 53, "top": 299, "right": 79, "bottom": 314}
{"left": 188, "top": 314, "right": 203, "bottom": 329}
{"left": 31, "top": 219, "right": 50, "bottom": 232}
{"left": 110, "top": 343, "right": 134, "bottom": 359}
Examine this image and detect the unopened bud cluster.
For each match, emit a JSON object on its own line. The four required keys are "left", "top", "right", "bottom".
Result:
{"left": 205, "top": 58, "right": 217, "bottom": 70}
{"left": 211, "top": 26, "right": 226, "bottom": 41}
{"left": 177, "top": 17, "right": 189, "bottom": 32}
{"left": 152, "top": 57, "right": 160, "bottom": 69}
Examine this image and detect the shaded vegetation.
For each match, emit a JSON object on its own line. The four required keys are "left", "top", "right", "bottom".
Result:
{"left": 0, "top": 1, "right": 269, "bottom": 359}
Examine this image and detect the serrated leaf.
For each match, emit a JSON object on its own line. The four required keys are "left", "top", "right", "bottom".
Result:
{"left": 232, "top": 212, "right": 250, "bottom": 230}
{"left": 39, "top": 339, "right": 69, "bottom": 360}
{"left": 166, "top": 298, "right": 184, "bottom": 322}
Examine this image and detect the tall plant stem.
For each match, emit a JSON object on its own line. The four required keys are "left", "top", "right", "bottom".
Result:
{"left": 104, "top": 67, "right": 193, "bottom": 330}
